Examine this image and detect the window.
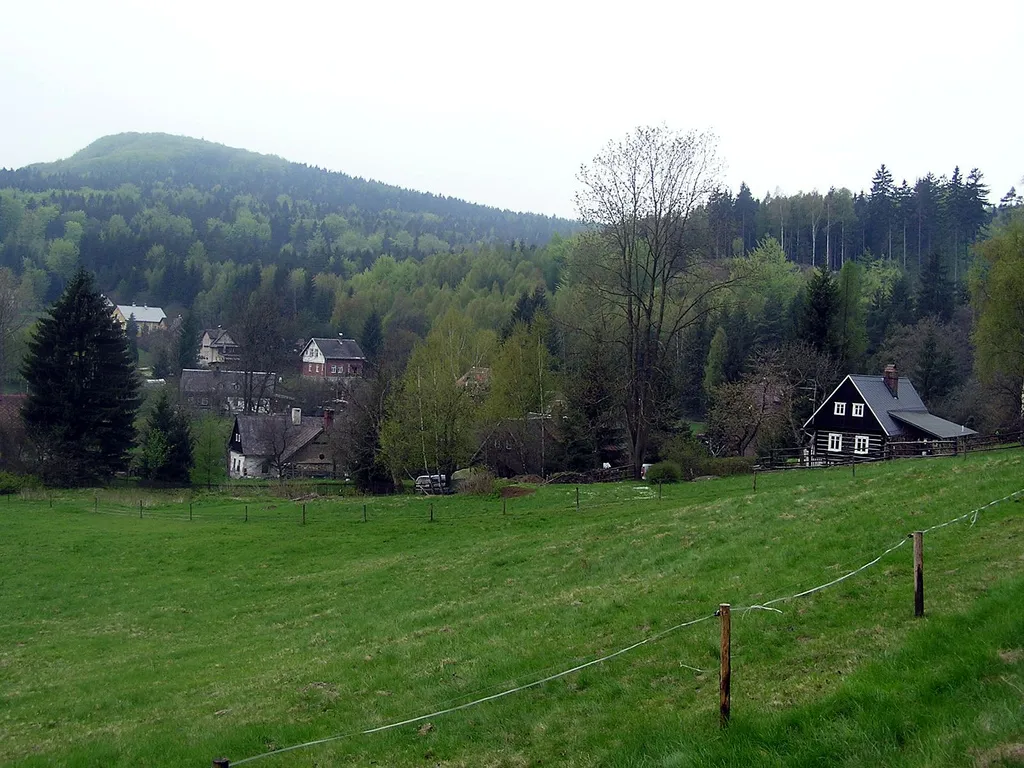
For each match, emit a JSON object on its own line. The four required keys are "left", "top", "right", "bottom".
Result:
{"left": 834, "top": 402, "right": 846, "bottom": 416}
{"left": 854, "top": 435, "right": 869, "bottom": 454}
{"left": 827, "top": 433, "right": 842, "bottom": 452}
{"left": 852, "top": 402, "right": 864, "bottom": 417}
{"left": 331, "top": 365, "right": 337, "bottom": 374}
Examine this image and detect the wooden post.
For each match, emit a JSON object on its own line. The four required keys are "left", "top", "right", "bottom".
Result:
{"left": 503, "top": 497, "right": 507, "bottom": 515}
{"left": 245, "top": 505, "right": 248, "bottom": 523}
{"left": 575, "top": 486, "right": 579, "bottom": 511}
{"left": 139, "top": 500, "right": 143, "bottom": 519}
{"left": 363, "top": 503, "right": 367, "bottom": 523}
{"left": 49, "top": 496, "right": 53, "bottom": 508}
{"left": 852, "top": 460, "right": 856, "bottom": 478}
{"left": 719, "top": 603, "right": 731, "bottom": 727}
{"left": 430, "top": 502, "right": 434, "bottom": 522}
{"left": 212, "top": 759, "right": 230, "bottom": 768}
{"left": 190, "top": 502, "right": 193, "bottom": 521}
{"left": 752, "top": 470, "right": 757, "bottom": 492}
{"left": 302, "top": 504, "right": 306, "bottom": 525}
{"left": 913, "top": 531, "right": 924, "bottom": 617}
{"left": 658, "top": 480, "right": 663, "bottom": 499}
{"left": 95, "top": 496, "right": 98, "bottom": 513}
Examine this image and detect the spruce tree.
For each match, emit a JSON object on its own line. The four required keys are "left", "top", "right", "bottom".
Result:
{"left": 137, "top": 390, "right": 193, "bottom": 483}
{"left": 177, "top": 311, "right": 200, "bottom": 372}
{"left": 800, "top": 268, "right": 841, "bottom": 359}
{"left": 360, "top": 310, "right": 384, "bottom": 367}
{"left": 22, "top": 269, "right": 141, "bottom": 485}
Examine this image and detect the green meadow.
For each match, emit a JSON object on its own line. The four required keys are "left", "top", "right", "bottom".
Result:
{"left": 1, "top": 451, "right": 1023, "bottom": 767}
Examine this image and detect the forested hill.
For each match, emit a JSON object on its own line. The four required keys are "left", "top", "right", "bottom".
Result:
{"left": 0, "top": 132, "right": 576, "bottom": 305}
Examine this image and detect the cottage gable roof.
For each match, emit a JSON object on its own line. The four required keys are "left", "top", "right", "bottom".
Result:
{"left": 232, "top": 414, "right": 323, "bottom": 460}
{"left": 202, "top": 328, "right": 237, "bottom": 348}
{"left": 803, "top": 373, "right": 974, "bottom": 439}
{"left": 116, "top": 304, "right": 166, "bottom": 325}
{"left": 304, "top": 338, "right": 365, "bottom": 360}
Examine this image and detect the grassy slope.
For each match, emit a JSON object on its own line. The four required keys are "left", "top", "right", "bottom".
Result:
{"left": 0, "top": 451, "right": 1022, "bottom": 767}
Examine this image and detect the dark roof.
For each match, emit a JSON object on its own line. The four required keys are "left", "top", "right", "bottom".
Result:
{"left": 180, "top": 369, "right": 276, "bottom": 395}
{"left": 307, "top": 338, "right": 365, "bottom": 360}
{"left": 804, "top": 373, "right": 974, "bottom": 438}
{"left": 202, "top": 328, "right": 237, "bottom": 348}
{"left": 232, "top": 414, "right": 322, "bottom": 459}
{"left": 889, "top": 411, "right": 978, "bottom": 439}
{"left": 848, "top": 375, "right": 927, "bottom": 436}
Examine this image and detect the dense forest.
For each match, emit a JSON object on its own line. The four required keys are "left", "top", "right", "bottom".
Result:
{"left": 1, "top": 129, "right": 1021, "bottom": 483}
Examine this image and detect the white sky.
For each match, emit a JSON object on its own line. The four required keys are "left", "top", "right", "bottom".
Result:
{"left": 2, "top": 0, "right": 1021, "bottom": 218}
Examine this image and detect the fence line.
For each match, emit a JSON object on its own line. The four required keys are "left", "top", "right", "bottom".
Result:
{"left": 221, "top": 486, "right": 1024, "bottom": 766}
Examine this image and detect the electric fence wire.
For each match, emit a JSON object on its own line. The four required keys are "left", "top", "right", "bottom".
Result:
{"left": 228, "top": 485, "right": 1024, "bottom": 765}
{"left": 230, "top": 613, "right": 715, "bottom": 765}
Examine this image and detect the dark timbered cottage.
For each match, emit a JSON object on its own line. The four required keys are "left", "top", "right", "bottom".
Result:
{"left": 803, "top": 365, "right": 976, "bottom": 461}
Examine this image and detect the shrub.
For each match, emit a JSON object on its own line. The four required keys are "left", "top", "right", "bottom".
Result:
{"left": 700, "top": 457, "right": 755, "bottom": 477}
{"left": 646, "top": 461, "right": 682, "bottom": 484}
{"left": 456, "top": 469, "right": 495, "bottom": 496}
{"left": 0, "top": 472, "right": 40, "bottom": 495}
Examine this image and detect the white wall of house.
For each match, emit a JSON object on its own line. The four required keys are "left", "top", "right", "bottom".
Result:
{"left": 302, "top": 342, "right": 324, "bottom": 364}
{"left": 228, "top": 450, "right": 269, "bottom": 479}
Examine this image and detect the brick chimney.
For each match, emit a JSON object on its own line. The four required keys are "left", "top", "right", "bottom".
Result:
{"left": 883, "top": 364, "right": 899, "bottom": 397}
{"left": 323, "top": 408, "right": 335, "bottom": 430}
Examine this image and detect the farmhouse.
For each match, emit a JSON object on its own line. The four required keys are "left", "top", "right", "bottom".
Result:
{"left": 112, "top": 303, "right": 167, "bottom": 333}
{"left": 227, "top": 408, "right": 336, "bottom": 479}
{"left": 300, "top": 337, "right": 366, "bottom": 379}
{"left": 198, "top": 328, "right": 240, "bottom": 366}
{"left": 803, "top": 365, "right": 976, "bottom": 461}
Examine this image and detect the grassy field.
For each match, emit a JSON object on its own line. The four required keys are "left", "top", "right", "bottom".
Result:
{"left": 1, "top": 451, "right": 1023, "bottom": 767}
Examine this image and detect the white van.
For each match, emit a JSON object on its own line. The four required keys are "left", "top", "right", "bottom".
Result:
{"left": 415, "top": 474, "right": 447, "bottom": 494}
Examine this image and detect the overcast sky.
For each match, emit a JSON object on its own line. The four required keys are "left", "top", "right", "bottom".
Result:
{"left": 2, "top": 0, "right": 1021, "bottom": 218}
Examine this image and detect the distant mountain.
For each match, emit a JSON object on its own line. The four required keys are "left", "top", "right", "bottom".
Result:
{"left": 8, "top": 132, "right": 574, "bottom": 241}
{"left": 0, "top": 133, "right": 577, "bottom": 309}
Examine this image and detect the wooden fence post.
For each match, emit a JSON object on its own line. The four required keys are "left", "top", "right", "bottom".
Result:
{"left": 503, "top": 497, "right": 507, "bottom": 515}
{"left": 363, "top": 503, "right": 367, "bottom": 523}
{"left": 139, "top": 500, "right": 143, "bottom": 519}
{"left": 430, "top": 502, "right": 434, "bottom": 522}
{"left": 95, "top": 496, "right": 98, "bottom": 513}
{"left": 575, "top": 486, "right": 579, "bottom": 511}
{"left": 752, "top": 470, "right": 757, "bottom": 492}
{"left": 658, "top": 480, "right": 663, "bottom": 499}
{"left": 302, "top": 504, "right": 306, "bottom": 525}
{"left": 913, "top": 531, "right": 924, "bottom": 617}
{"left": 719, "top": 603, "right": 731, "bottom": 727}
{"left": 189, "top": 502, "right": 193, "bottom": 521}
{"left": 245, "top": 505, "right": 248, "bottom": 523}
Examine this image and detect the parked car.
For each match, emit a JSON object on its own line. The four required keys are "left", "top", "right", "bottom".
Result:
{"left": 415, "top": 474, "right": 448, "bottom": 494}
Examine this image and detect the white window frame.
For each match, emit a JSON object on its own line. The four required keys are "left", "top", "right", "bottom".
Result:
{"left": 834, "top": 401, "right": 846, "bottom": 416}
{"left": 852, "top": 403, "right": 864, "bottom": 417}
{"left": 827, "top": 433, "right": 842, "bottom": 452}
{"left": 854, "top": 435, "right": 869, "bottom": 454}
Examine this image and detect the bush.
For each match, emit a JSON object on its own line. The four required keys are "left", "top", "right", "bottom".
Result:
{"left": 699, "top": 457, "right": 756, "bottom": 477}
{"left": 646, "top": 461, "right": 682, "bottom": 484}
{"left": 455, "top": 469, "right": 495, "bottom": 496}
{"left": 0, "top": 471, "right": 40, "bottom": 495}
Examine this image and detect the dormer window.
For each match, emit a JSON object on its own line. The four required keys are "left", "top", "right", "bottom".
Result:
{"left": 852, "top": 403, "right": 864, "bottom": 417}
{"left": 834, "top": 402, "right": 846, "bottom": 416}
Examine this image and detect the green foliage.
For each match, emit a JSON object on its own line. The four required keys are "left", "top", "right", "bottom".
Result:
{"left": 21, "top": 269, "right": 141, "bottom": 485}
{"left": 703, "top": 326, "right": 728, "bottom": 395}
{"left": 645, "top": 460, "right": 681, "bottom": 484}
{"left": 135, "top": 391, "right": 193, "bottom": 483}
{"left": 190, "top": 414, "right": 232, "bottom": 487}
{"left": 0, "top": 470, "right": 40, "bottom": 494}
{"left": 837, "top": 261, "right": 868, "bottom": 370}
{"left": 801, "top": 267, "right": 841, "bottom": 358}
{"left": 971, "top": 211, "right": 1024, "bottom": 404}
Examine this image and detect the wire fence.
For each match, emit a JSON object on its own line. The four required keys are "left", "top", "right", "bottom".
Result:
{"left": 209, "top": 485, "right": 1024, "bottom": 767}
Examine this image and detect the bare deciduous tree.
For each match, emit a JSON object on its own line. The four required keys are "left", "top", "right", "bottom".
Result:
{"left": 572, "top": 125, "right": 731, "bottom": 477}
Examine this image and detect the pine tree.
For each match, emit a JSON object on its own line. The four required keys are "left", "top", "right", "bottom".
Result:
{"left": 177, "top": 311, "right": 200, "bottom": 372}
{"left": 137, "top": 391, "right": 193, "bottom": 483}
{"left": 800, "top": 268, "right": 840, "bottom": 358}
{"left": 22, "top": 268, "right": 141, "bottom": 485}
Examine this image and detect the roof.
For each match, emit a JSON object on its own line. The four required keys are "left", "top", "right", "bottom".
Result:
{"left": 233, "top": 414, "right": 323, "bottom": 460}
{"left": 180, "top": 368, "right": 276, "bottom": 395}
{"left": 456, "top": 366, "right": 491, "bottom": 388}
{"left": 888, "top": 411, "right": 978, "bottom": 439}
{"left": 804, "top": 373, "right": 974, "bottom": 438}
{"left": 305, "top": 338, "right": 365, "bottom": 360}
{"left": 116, "top": 304, "right": 167, "bottom": 324}
{"left": 202, "top": 328, "right": 237, "bottom": 348}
